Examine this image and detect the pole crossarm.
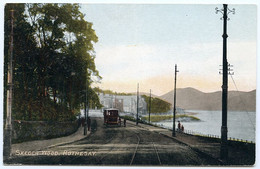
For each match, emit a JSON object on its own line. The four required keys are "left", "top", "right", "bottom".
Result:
{"left": 216, "top": 5, "right": 235, "bottom": 20}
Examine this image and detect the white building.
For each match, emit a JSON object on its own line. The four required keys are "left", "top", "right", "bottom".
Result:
{"left": 98, "top": 93, "right": 147, "bottom": 115}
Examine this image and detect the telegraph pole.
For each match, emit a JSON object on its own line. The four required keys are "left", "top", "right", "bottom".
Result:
{"left": 216, "top": 4, "right": 235, "bottom": 162}
{"left": 84, "top": 80, "right": 87, "bottom": 135}
{"left": 149, "top": 89, "right": 151, "bottom": 123}
{"left": 4, "top": 9, "right": 14, "bottom": 160}
{"left": 86, "top": 84, "right": 89, "bottom": 132}
{"left": 84, "top": 68, "right": 89, "bottom": 135}
{"left": 172, "top": 64, "right": 179, "bottom": 137}
{"left": 136, "top": 83, "right": 139, "bottom": 125}
{"left": 221, "top": 5, "right": 229, "bottom": 161}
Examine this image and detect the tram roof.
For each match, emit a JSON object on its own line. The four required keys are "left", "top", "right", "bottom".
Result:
{"left": 103, "top": 108, "right": 119, "bottom": 111}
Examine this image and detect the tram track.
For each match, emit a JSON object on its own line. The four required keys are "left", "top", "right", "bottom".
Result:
{"left": 72, "top": 123, "right": 128, "bottom": 164}
{"left": 95, "top": 128, "right": 126, "bottom": 164}
{"left": 129, "top": 132, "right": 140, "bottom": 165}
{"left": 127, "top": 121, "right": 221, "bottom": 166}
{"left": 42, "top": 118, "right": 123, "bottom": 164}
{"left": 153, "top": 142, "right": 162, "bottom": 165}
{"left": 18, "top": 118, "right": 224, "bottom": 165}
{"left": 130, "top": 128, "right": 162, "bottom": 165}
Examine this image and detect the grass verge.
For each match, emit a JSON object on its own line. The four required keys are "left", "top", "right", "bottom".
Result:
{"left": 141, "top": 114, "right": 200, "bottom": 122}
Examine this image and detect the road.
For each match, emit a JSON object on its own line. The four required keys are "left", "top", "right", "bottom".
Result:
{"left": 7, "top": 117, "right": 221, "bottom": 165}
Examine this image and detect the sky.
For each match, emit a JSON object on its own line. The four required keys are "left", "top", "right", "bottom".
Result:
{"left": 0, "top": 1, "right": 257, "bottom": 98}
{"left": 79, "top": 4, "right": 258, "bottom": 96}
{"left": 79, "top": 4, "right": 257, "bottom": 96}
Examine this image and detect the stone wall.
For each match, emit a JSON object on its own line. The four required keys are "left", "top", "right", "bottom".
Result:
{"left": 12, "top": 120, "right": 79, "bottom": 143}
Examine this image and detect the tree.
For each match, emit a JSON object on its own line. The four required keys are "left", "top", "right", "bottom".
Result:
{"left": 4, "top": 3, "right": 102, "bottom": 121}
{"left": 4, "top": 3, "right": 39, "bottom": 121}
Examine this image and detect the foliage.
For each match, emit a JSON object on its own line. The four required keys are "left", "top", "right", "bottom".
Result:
{"left": 142, "top": 95, "right": 171, "bottom": 113}
{"left": 93, "top": 87, "right": 133, "bottom": 96}
{"left": 120, "top": 115, "right": 136, "bottom": 122}
{"left": 88, "top": 88, "right": 103, "bottom": 109}
{"left": 120, "top": 115, "right": 160, "bottom": 127}
{"left": 141, "top": 115, "right": 200, "bottom": 122}
{"left": 4, "top": 3, "right": 101, "bottom": 121}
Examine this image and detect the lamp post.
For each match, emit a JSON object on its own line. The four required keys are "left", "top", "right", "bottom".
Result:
{"left": 86, "top": 80, "right": 89, "bottom": 132}
{"left": 84, "top": 64, "right": 90, "bottom": 135}
{"left": 136, "top": 83, "right": 139, "bottom": 125}
{"left": 71, "top": 72, "right": 75, "bottom": 114}
{"left": 4, "top": 9, "right": 14, "bottom": 160}
{"left": 149, "top": 89, "right": 151, "bottom": 123}
{"left": 216, "top": 4, "right": 235, "bottom": 162}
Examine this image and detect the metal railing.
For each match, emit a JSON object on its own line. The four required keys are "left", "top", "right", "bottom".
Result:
{"left": 183, "top": 129, "right": 255, "bottom": 144}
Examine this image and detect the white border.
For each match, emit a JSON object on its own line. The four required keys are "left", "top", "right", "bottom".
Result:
{"left": 0, "top": 0, "right": 259, "bottom": 169}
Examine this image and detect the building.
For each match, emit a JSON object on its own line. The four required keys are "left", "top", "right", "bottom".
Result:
{"left": 98, "top": 93, "right": 147, "bottom": 115}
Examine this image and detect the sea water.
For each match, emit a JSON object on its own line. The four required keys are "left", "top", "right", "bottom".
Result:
{"left": 85, "top": 109, "right": 256, "bottom": 142}
{"left": 154, "top": 110, "right": 256, "bottom": 142}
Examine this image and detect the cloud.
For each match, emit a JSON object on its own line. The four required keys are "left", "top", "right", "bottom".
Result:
{"left": 95, "top": 44, "right": 170, "bottom": 81}
{"left": 92, "top": 41, "right": 256, "bottom": 95}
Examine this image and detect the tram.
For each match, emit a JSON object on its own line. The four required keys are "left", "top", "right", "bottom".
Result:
{"left": 103, "top": 108, "right": 121, "bottom": 126}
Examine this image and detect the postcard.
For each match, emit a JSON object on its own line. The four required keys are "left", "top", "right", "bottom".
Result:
{"left": 2, "top": 1, "right": 257, "bottom": 167}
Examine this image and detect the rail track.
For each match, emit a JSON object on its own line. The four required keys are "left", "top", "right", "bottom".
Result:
{"left": 130, "top": 129, "right": 162, "bottom": 165}
{"left": 31, "top": 118, "right": 223, "bottom": 165}
{"left": 129, "top": 132, "right": 140, "bottom": 165}
{"left": 73, "top": 124, "right": 127, "bottom": 164}
{"left": 153, "top": 142, "right": 162, "bottom": 165}
{"left": 95, "top": 128, "right": 126, "bottom": 164}
{"left": 42, "top": 119, "right": 122, "bottom": 164}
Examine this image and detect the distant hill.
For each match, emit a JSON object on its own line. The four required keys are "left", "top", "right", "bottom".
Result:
{"left": 160, "top": 87, "right": 256, "bottom": 112}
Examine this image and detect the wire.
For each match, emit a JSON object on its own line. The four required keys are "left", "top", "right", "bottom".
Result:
{"left": 230, "top": 74, "right": 255, "bottom": 131}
